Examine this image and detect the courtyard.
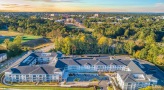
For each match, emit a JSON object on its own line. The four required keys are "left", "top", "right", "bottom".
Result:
{"left": 67, "top": 73, "right": 109, "bottom": 82}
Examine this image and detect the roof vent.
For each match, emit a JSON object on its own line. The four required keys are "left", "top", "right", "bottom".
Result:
{"left": 110, "top": 57, "right": 115, "bottom": 60}
{"left": 93, "top": 57, "right": 97, "bottom": 60}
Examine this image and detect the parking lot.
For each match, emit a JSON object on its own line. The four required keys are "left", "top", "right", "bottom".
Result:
{"left": 67, "top": 73, "right": 109, "bottom": 82}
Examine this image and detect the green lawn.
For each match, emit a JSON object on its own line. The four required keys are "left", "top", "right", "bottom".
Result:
{"left": 0, "top": 35, "right": 42, "bottom": 44}
{"left": 2, "top": 87, "right": 93, "bottom": 90}
{"left": 22, "top": 35, "right": 42, "bottom": 42}
{"left": 0, "top": 83, "right": 93, "bottom": 90}
{"left": 0, "top": 37, "right": 14, "bottom": 44}
{"left": 66, "top": 24, "right": 78, "bottom": 30}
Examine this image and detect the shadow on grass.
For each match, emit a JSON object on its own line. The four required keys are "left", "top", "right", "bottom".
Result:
{"left": 22, "top": 38, "right": 36, "bottom": 41}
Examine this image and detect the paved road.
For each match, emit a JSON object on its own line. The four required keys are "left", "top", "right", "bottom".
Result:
{"left": 35, "top": 43, "right": 54, "bottom": 52}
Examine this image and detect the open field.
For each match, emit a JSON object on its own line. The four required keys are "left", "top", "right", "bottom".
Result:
{"left": 65, "top": 24, "right": 80, "bottom": 31}
{"left": 0, "top": 37, "right": 14, "bottom": 44}
{"left": 22, "top": 38, "right": 51, "bottom": 48}
{"left": 22, "top": 35, "right": 42, "bottom": 42}
{"left": 0, "top": 83, "right": 94, "bottom": 90}
{"left": 0, "top": 31, "right": 22, "bottom": 36}
{"left": 65, "top": 24, "right": 92, "bottom": 34}
{"left": 0, "top": 31, "right": 42, "bottom": 44}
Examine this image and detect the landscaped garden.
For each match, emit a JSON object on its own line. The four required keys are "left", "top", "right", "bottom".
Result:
{"left": 74, "top": 78, "right": 80, "bottom": 82}
{"left": 0, "top": 83, "right": 94, "bottom": 90}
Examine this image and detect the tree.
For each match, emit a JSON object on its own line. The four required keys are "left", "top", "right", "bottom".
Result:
{"left": 140, "top": 86, "right": 152, "bottom": 90}
{"left": 98, "top": 36, "right": 108, "bottom": 53}
{"left": 156, "top": 55, "right": 164, "bottom": 65}
{"left": 13, "top": 36, "right": 22, "bottom": 45}
{"left": 124, "top": 41, "right": 135, "bottom": 54}
{"left": 124, "top": 29, "right": 129, "bottom": 37}
{"left": 145, "top": 35, "right": 155, "bottom": 44}
{"left": 7, "top": 42, "right": 22, "bottom": 57}
{"left": 139, "top": 48, "right": 148, "bottom": 59}
{"left": 3, "top": 39, "right": 10, "bottom": 49}
{"left": 8, "top": 26, "right": 16, "bottom": 31}
{"left": 7, "top": 36, "right": 22, "bottom": 57}
{"left": 62, "top": 37, "right": 72, "bottom": 55}
{"left": 17, "top": 27, "right": 24, "bottom": 33}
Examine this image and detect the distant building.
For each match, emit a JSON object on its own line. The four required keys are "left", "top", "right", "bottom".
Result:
{"left": 55, "top": 19, "right": 65, "bottom": 24}
{"left": 94, "top": 14, "right": 99, "bottom": 17}
{"left": 0, "top": 53, "right": 7, "bottom": 63}
{"left": 66, "top": 18, "right": 74, "bottom": 23}
{"left": 50, "top": 14, "right": 55, "bottom": 17}
{"left": 123, "top": 17, "right": 131, "bottom": 20}
{"left": 89, "top": 14, "right": 99, "bottom": 18}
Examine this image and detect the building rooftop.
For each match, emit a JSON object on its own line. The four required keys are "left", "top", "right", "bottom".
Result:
{"left": 0, "top": 53, "right": 6, "bottom": 57}
{"left": 55, "top": 57, "right": 131, "bottom": 68}
{"left": 35, "top": 52, "right": 57, "bottom": 57}
{"left": 117, "top": 71, "right": 150, "bottom": 83}
{"left": 128, "top": 60, "right": 144, "bottom": 73}
{"left": 19, "top": 53, "right": 38, "bottom": 66}
{"left": 7, "top": 65, "right": 61, "bottom": 74}
{"left": 117, "top": 60, "right": 159, "bottom": 83}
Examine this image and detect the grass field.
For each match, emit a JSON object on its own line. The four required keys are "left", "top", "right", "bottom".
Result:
{"left": 0, "top": 31, "right": 42, "bottom": 44}
{"left": 0, "top": 83, "right": 94, "bottom": 90}
{"left": 22, "top": 35, "right": 42, "bottom": 42}
{"left": 0, "top": 37, "right": 14, "bottom": 44}
{"left": 0, "top": 31, "right": 22, "bottom": 36}
{"left": 66, "top": 24, "right": 78, "bottom": 30}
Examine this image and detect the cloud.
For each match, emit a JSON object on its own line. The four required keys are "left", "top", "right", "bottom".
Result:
{"left": 1, "top": 4, "right": 18, "bottom": 7}
{"left": 1, "top": 4, "right": 31, "bottom": 8}
{"left": 155, "top": 3, "right": 164, "bottom": 8}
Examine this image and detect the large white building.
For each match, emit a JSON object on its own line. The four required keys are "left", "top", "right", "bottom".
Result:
{"left": 4, "top": 52, "right": 161, "bottom": 90}
{"left": 5, "top": 65, "right": 62, "bottom": 82}
{"left": 116, "top": 61, "right": 158, "bottom": 90}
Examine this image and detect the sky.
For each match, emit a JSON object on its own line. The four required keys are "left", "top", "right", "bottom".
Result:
{"left": 0, "top": 0, "right": 164, "bottom": 12}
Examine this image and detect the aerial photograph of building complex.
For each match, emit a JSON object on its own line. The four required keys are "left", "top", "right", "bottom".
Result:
{"left": 0, "top": 0, "right": 164, "bottom": 90}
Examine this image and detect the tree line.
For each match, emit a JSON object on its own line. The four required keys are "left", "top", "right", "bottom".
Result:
{"left": 0, "top": 14, "right": 164, "bottom": 66}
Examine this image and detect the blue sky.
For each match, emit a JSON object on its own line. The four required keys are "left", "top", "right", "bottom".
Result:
{"left": 0, "top": 0, "right": 164, "bottom": 12}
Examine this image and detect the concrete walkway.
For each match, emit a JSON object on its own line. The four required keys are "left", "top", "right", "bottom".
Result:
{"left": 98, "top": 80, "right": 108, "bottom": 90}
{"left": 2, "top": 74, "right": 11, "bottom": 86}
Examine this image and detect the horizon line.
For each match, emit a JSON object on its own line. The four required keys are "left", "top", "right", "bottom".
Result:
{"left": 0, "top": 11, "right": 164, "bottom": 13}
